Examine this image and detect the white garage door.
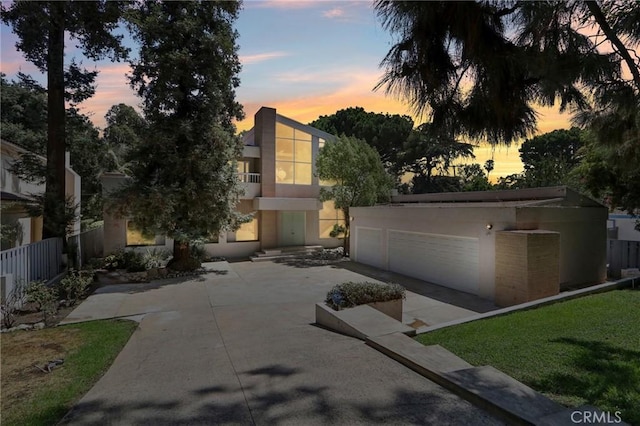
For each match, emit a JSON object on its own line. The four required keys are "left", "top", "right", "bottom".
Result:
{"left": 388, "top": 230, "right": 479, "bottom": 294}
{"left": 355, "top": 227, "right": 382, "bottom": 267}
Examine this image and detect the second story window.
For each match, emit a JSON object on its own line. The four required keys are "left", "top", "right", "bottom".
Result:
{"left": 275, "top": 122, "right": 312, "bottom": 185}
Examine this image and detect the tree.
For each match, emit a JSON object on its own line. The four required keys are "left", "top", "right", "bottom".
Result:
{"left": 483, "top": 159, "right": 494, "bottom": 179}
{"left": 309, "top": 107, "right": 414, "bottom": 176}
{"left": 111, "top": 0, "right": 246, "bottom": 269}
{"left": 102, "top": 104, "right": 147, "bottom": 174}
{"left": 399, "top": 123, "right": 475, "bottom": 193}
{"left": 1, "top": 73, "right": 112, "bottom": 223}
{"left": 2, "top": 1, "right": 129, "bottom": 239}
{"left": 519, "top": 128, "right": 583, "bottom": 187}
{"left": 458, "top": 163, "right": 492, "bottom": 192}
{"left": 316, "top": 135, "right": 393, "bottom": 255}
{"left": 375, "top": 0, "right": 640, "bottom": 213}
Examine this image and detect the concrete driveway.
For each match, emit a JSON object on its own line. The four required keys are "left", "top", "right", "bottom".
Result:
{"left": 60, "top": 260, "right": 503, "bottom": 425}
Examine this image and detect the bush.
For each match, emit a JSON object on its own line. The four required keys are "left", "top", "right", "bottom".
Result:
{"left": 142, "top": 248, "right": 171, "bottom": 269}
{"left": 189, "top": 240, "right": 208, "bottom": 262}
{"left": 25, "top": 281, "right": 58, "bottom": 324}
{"left": 103, "top": 249, "right": 146, "bottom": 272}
{"left": 325, "top": 281, "right": 405, "bottom": 310}
{"left": 1, "top": 280, "right": 26, "bottom": 329}
{"left": 59, "top": 270, "right": 93, "bottom": 306}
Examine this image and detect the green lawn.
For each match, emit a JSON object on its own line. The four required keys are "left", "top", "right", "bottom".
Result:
{"left": 1, "top": 320, "right": 137, "bottom": 426}
{"left": 416, "top": 289, "right": 640, "bottom": 425}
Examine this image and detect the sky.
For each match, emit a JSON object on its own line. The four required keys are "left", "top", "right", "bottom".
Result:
{"left": 1, "top": 0, "right": 573, "bottom": 179}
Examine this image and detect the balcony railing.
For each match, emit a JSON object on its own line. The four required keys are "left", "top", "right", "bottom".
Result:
{"left": 238, "top": 172, "right": 261, "bottom": 184}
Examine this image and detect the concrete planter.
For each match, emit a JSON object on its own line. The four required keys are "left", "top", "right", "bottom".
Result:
{"left": 367, "top": 299, "right": 403, "bottom": 321}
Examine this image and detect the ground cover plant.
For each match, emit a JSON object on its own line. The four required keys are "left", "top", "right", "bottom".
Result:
{"left": 1, "top": 320, "right": 137, "bottom": 426}
{"left": 415, "top": 289, "right": 640, "bottom": 424}
{"left": 325, "top": 281, "right": 405, "bottom": 310}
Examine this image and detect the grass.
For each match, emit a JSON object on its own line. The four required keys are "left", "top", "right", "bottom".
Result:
{"left": 1, "top": 320, "right": 137, "bottom": 426}
{"left": 415, "top": 289, "right": 640, "bottom": 425}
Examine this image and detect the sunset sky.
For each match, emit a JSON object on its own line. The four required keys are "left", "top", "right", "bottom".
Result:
{"left": 1, "top": 0, "right": 573, "bottom": 179}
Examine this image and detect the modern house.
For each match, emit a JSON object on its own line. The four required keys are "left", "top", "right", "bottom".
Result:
{"left": 350, "top": 187, "right": 608, "bottom": 306}
{"left": 102, "top": 106, "right": 343, "bottom": 258}
{"left": 1, "top": 139, "right": 81, "bottom": 250}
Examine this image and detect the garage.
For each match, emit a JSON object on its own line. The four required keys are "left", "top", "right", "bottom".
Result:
{"left": 354, "top": 227, "right": 382, "bottom": 267}
{"left": 388, "top": 230, "right": 479, "bottom": 294}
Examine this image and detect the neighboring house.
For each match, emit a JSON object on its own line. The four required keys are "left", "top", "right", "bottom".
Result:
{"left": 350, "top": 186, "right": 608, "bottom": 307}
{"left": 607, "top": 212, "right": 640, "bottom": 242}
{"left": 1, "top": 139, "right": 81, "bottom": 250}
{"left": 102, "top": 106, "right": 343, "bottom": 258}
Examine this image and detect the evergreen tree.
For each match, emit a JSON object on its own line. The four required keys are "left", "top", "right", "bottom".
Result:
{"left": 2, "top": 1, "right": 129, "bottom": 239}
{"left": 111, "top": 0, "right": 246, "bottom": 269}
{"left": 316, "top": 135, "right": 393, "bottom": 255}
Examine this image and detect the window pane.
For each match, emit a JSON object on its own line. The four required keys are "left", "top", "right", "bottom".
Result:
{"left": 276, "top": 161, "right": 294, "bottom": 184}
{"left": 236, "top": 217, "right": 258, "bottom": 241}
{"left": 126, "top": 221, "right": 156, "bottom": 246}
{"left": 276, "top": 122, "right": 294, "bottom": 139}
{"left": 295, "top": 140, "right": 312, "bottom": 163}
{"left": 319, "top": 220, "right": 335, "bottom": 239}
{"left": 276, "top": 138, "right": 293, "bottom": 161}
{"left": 319, "top": 200, "right": 339, "bottom": 219}
{"left": 294, "top": 163, "right": 312, "bottom": 185}
{"left": 294, "top": 129, "right": 311, "bottom": 141}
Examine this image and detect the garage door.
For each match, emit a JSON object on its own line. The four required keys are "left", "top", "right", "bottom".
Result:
{"left": 355, "top": 227, "right": 382, "bottom": 267}
{"left": 388, "top": 230, "right": 479, "bottom": 294}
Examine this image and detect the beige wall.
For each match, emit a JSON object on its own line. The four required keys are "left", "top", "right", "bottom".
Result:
{"left": 516, "top": 207, "right": 607, "bottom": 288}
{"left": 350, "top": 203, "right": 606, "bottom": 300}
{"left": 256, "top": 107, "right": 276, "bottom": 198}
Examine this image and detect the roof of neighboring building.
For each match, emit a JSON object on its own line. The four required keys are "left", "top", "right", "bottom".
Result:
{"left": 388, "top": 186, "right": 604, "bottom": 208}
{"left": 1, "top": 191, "right": 35, "bottom": 202}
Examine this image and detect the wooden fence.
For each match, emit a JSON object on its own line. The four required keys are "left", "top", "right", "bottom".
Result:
{"left": 607, "top": 239, "right": 640, "bottom": 278}
{"left": 0, "top": 237, "right": 63, "bottom": 286}
{"left": 68, "top": 226, "right": 104, "bottom": 268}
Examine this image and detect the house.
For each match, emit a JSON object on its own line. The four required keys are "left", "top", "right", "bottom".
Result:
{"left": 350, "top": 186, "right": 608, "bottom": 307}
{"left": 1, "top": 139, "right": 81, "bottom": 250}
{"left": 101, "top": 106, "right": 343, "bottom": 258}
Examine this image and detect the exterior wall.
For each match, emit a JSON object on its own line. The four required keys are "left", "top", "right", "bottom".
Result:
{"left": 350, "top": 205, "right": 518, "bottom": 300}
{"left": 256, "top": 107, "right": 276, "bottom": 197}
{"left": 350, "top": 203, "right": 607, "bottom": 300}
{"left": 516, "top": 206, "right": 607, "bottom": 288}
{"left": 495, "top": 230, "right": 560, "bottom": 307}
{"left": 609, "top": 214, "right": 640, "bottom": 242}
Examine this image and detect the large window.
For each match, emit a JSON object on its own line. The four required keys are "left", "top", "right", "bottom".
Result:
{"left": 276, "top": 122, "right": 312, "bottom": 185}
{"left": 319, "top": 201, "right": 345, "bottom": 238}
{"left": 125, "top": 220, "right": 165, "bottom": 246}
{"left": 228, "top": 216, "right": 259, "bottom": 242}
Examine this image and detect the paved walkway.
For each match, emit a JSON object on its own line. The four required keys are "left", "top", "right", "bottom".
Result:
{"left": 60, "top": 260, "right": 503, "bottom": 425}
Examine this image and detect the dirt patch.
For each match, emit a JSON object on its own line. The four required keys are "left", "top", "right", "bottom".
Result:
{"left": 1, "top": 326, "right": 83, "bottom": 412}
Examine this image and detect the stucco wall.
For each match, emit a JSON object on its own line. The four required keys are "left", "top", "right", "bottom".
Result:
{"left": 350, "top": 203, "right": 607, "bottom": 300}
{"left": 516, "top": 207, "right": 607, "bottom": 288}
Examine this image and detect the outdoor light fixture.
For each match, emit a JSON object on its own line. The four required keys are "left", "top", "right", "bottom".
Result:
{"left": 486, "top": 224, "right": 493, "bottom": 230}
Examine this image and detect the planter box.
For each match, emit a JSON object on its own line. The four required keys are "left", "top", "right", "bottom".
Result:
{"left": 367, "top": 299, "right": 403, "bottom": 321}
{"left": 315, "top": 302, "right": 414, "bottom": 340}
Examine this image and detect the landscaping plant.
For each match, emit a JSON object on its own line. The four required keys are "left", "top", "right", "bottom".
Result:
{"left": 325, "top": 281, "right": 405, "bottom": 310}
{"left": 0, "top": 280, "right": 26, "bottom": 329}
{"left": 25, "top": 280, "right": 58, "bottom": 325}
{"left": 59, "top": 270, "right": 93, "bottom": 307}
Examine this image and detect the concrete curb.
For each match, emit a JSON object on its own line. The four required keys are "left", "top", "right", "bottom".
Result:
{"left": 315, "top": 303, "right": 415, "bottom": 340}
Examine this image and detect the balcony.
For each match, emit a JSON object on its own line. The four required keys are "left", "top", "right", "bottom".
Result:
{"left": 238, "top": 172, "right": 261, "bottom": 198}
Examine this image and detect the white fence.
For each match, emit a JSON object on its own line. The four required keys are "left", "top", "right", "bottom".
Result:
{"left": 0, "top": 238, "right": 63, "bottom": 287}
{"left": 68, "top": 226, "right": 104, "bottom": 268}
{"left": 238, "top": 172, "right": 261, "bottom": 183}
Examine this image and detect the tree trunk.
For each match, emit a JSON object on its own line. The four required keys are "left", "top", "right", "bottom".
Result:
{"left": 173, "top": 240, "right": 191, "bottom": 263}
{"left": 43, "top": 1, "right": 67, "bottom": 241}
{"left": 343, "top": 208, "right": 350, "bottom": 257}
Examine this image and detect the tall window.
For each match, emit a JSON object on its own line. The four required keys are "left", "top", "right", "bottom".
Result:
{"left": 126, "top": 220, "right": 165, "bottom": 246}
{"left": 228, "top": 216, "right": 259, "bottom": 242}
{"left": 319, "top": 201, "right": 345, "bottom": 238}
{"left": 276, "top": 122, "right": 312, "bottom": 185}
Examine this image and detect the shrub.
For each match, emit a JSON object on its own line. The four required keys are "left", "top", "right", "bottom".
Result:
{"left": 103, "top": 249, "right": 146, "bottom": 272}
{"left": 189, "top": 240, "right": 208, "bottom": 262}
{"left": 325, "top": 281, "right": 406, "bottom": 310}
{"left": 59, "top": 270, "right": 93, "bottom": 306}
{"left": 142, "top": 248, "right": 171, "bottom": 269}
{"left": 25, "top": 281, "right": 58, "bottom": 324}
{"left": 1, "top": 280, "right": 26, "bottom": 329}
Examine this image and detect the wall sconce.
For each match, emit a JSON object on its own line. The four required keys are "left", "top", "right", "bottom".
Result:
{"left": 486, "top": 224, "right": 493, "bottom": 230}
{"left": 350, "top": 216, "right": 354, "bottom": 222}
